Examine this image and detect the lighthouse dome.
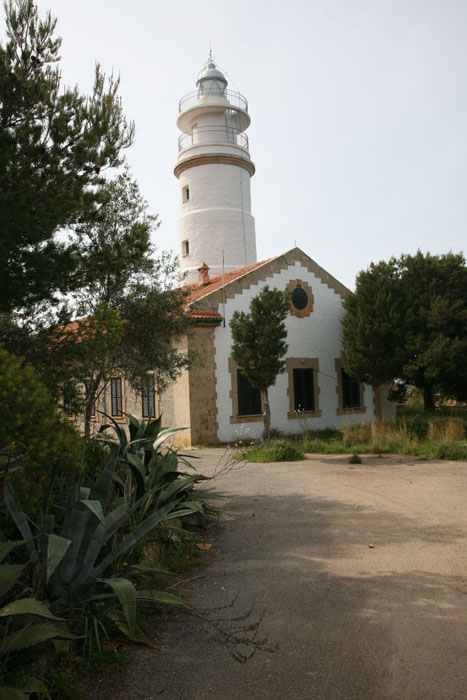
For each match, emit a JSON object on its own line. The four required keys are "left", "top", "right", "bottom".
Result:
{"left": 196, "top": 56, "right": 228, "bottom": 94}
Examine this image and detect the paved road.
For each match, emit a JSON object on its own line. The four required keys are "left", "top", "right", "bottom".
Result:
{"left": 85, "top": 450, "right": 467, "bottom": 700}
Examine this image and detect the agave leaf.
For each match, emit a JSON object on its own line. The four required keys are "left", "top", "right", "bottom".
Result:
{"left": 46, "top": 535, "right": 71, "bottom": 584}
{"left": 0, "top": 564, "right": 26, "bottom": 597}
{"left": 143, "top": 415, "right": 162, "bottom": 441}
{"left": 125, "top": 452, "right": 146, "bottom": 499}
{"left": 0, "top": 598, "right": 63, "bottom": 621}
{"left": 3, "top": 483, "right": 38, "bottom": 564}
{"left": 92, "top": 504, "right": 198, "bottom": 579}
{"left": 158, "top": 450, "right": 179, "bottom": 476}
{"left": 58, "top": 502, "right": 95, "bottom": 582}
{"left": 127, "top": 413, "right": 144, "bottom": 442}
{"left": 0, "top": 687, "right": 28, "bottom": 700}
{"left": 98, "top": 412, "right": 128, "bottom": 449}
{"left": 73, "top": 501, "right": 133, "bottom": 587}
{"left": 101, "top": 577, "right": 137, "bottom": 639}
{"left": 79, "top": 500, "right": 105, "bottom": 523}
{"left": 89, "top": 446, "right": 120, "bottom": 511}
{"left": 78, "top": 487, "right": 91, "bottom": 500}
{"left": 177, "top": 453, "right": 198, "bottom": 470}
{"left": 0, "top": 541, "right": 25, "bottom": 563}
{"left": 105, "top": 608, "right": 150, "bottom": 645}
{"left": 61, "top": 478, "right": 81, "bottom": 534}
{"left": 159, "top": 474, "right": 207, "bottom": 505}
{"left": 135, "top": 589, "right": 193, "bottom": 610}
{"left": 152, "top": 427, "right": 186, "bottom": 452}
{"left": 0, "top": 623, "right": 79, "bottom": 654}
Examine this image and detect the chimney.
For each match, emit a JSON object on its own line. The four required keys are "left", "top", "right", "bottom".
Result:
{"left": 197, "top": 262, "right": 210, "bottom": 286}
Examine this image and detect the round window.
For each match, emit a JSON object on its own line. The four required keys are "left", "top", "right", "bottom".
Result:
{"left": 291, "top": 286, "right": 308, "bottom": 311}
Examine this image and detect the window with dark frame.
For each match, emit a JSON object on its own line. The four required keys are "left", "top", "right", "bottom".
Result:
{"left": 110, "top": 377, "right": 123, "bottom": 417}
{"left": 142, "top": 375, "right": 156, "bottom": 419}
{"left": 182, "top": 239, "right": 189, "bottom": 256}
{"left": 293, "top": 368, "right": 315, "bottom": 412}
{"left": 341, "top": 369, "right": 361, "bottom": 409}
{"left": 237, "top": 370, "right": 262, "bottom": 416}
{"left": 182, "top": 185, "right": 190, "bottom": 202}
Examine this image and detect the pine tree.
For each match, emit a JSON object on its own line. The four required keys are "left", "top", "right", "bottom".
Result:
{"left": 0, "top": 0, "right": 134, "bottom": 312}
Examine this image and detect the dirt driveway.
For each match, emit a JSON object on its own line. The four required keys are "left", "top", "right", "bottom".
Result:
{"left": 85, "top": 451, "right": 467, "bottom": 700}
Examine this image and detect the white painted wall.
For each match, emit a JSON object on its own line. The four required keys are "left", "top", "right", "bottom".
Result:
{"left": 213, "top": 261, "right": 375, "bottom": 442}
{"left": 178, "top": 162, "right": 256, "bottom": 280}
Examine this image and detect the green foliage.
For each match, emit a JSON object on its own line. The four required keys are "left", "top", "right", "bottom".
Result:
{"left": 4, "top": 414, "right": 204, "bottom": 657}
{"left": 230, "top": 286, "right": 289, "bottom": 441}
{"left": 8, "top": 170, "right": 192, "bottom": 438}
{"left": 0, "top": 541, "right": 78, "bottom": 699}
{"left": 239, "top": 439, "right": 305, "bottom": 463}
{"left": 0, "top": 0, "right": 134, "bottom": 313}
{"left": 0, "top": 348, "right": 82, "bottom": 518}
{"left": 342, "top": 252, "right": 467, "bottom": 408}
{"left": 348, "top": 453, "right": 362, "bottom": 464}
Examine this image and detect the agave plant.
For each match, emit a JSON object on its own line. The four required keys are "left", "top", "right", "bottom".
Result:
{"left": 0, "top": 541, "right": 78, "bottom": 700}
{"left": 4, "top": 416, "right": 202, "bottom": 651}
{"left": 98, "top": 413, "right": 208, "bottom": 522}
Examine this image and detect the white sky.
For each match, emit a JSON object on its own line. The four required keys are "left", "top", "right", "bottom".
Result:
{"left": 9, "top": 0, "right": 467, "bottom": 289}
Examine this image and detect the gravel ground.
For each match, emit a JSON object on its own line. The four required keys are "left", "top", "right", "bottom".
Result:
{"left": 83, "top": 450, "right": 467, "bottom": 700}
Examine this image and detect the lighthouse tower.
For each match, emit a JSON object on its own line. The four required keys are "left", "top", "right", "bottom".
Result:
{"left": 174, "top": 54, "right": 257, "bottom": 282}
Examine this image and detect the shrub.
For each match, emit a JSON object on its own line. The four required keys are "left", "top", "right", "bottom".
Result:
{"left": 0, "top": 348, "right": 82, "bottom": 519}
{"left": 342, "top": 423, "right": 371, "bottom": 447}
{"left": 348, "top": 453, "right": 362, "bottom": 464}
{"left": 241, "top": 439, "right": 305, "bottom": 463}
{"left": 436, "top": 443, "right": 467, "bottom": 461}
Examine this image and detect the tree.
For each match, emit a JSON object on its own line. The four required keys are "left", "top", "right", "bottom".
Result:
{"left": 21, "top": 170, "right": 192, "bottom": 437}
{"left": 0, "top": 0, "right": 134, "bottom": 312}
{"left": 342, "top": 252, "right": 467, "bottom": 409}
{"left": 230, "top": 286, "right": 289, "bottom": 441}
{"left": 0, "top": 347, "right": 82, "bottom": 519}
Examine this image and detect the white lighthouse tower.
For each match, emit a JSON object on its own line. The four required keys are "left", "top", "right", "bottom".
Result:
{"left": 174, "top": 54, "right": 257, "bottom": 282}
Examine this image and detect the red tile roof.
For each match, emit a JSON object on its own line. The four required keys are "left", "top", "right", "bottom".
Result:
{"left": 186, "top": 258, "right": 274, "bottom": 305}
{"left": 189, "top": 309, "right": 223, "bottom": 321}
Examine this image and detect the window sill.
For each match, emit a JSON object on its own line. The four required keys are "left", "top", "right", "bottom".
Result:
{"left": 230, "top": 414, "right": 263, "bottom": 424}
{"left": 111, "top": 415, "right": 127, "bottom": 423}
{"left": 337, "top": 406, "right": 366, "bottom": 415}
{"left": 288, "top": 409, "right": 322, "bottom": 420}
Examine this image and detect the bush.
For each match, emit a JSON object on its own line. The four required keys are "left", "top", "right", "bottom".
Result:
{"left": 240, "top": 439, "right": 305, "bottom": 463}
{"left": 0, "top": 348, "right": 82, "bottom": 519}
{"left": 436, "top": 443, "right": 467, "bottom": 461}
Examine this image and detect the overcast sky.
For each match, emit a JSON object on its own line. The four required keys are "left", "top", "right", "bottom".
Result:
{"left": 8, "top": 0, "right": 467, "bottom": 289}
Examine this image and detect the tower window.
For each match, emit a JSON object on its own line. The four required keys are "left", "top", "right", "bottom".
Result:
{"left": 182, "top": 239, "right": 189, "bottom": 256}
{"left": 182, "top": 185, "right": 190, "bottom": 202}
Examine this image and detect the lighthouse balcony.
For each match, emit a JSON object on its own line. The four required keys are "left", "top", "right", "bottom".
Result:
{"left": 177, "top": 89, "right": 250, "bottom": 133}
{"left": 178, "top": 126, "right": 249, "bottom": 153}
{"left": 179, "top": 88, "right": 248, "bottom": 114}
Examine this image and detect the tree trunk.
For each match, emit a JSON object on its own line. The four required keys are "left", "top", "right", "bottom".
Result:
{"left": 423, "top": 387, "right": 435, "bottom": 410}
{"left": 84, "top": 400, "right": 92, "bottom": 439}
{"left": 261, "top": 388, "right": 271, "bottom": 442}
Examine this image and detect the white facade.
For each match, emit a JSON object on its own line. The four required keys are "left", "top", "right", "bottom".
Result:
{"left": 175, "top": 56, "right": 257, "bottom": 282}
{"left": 211, "top": 255, "right": 375, "bottom": 443}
